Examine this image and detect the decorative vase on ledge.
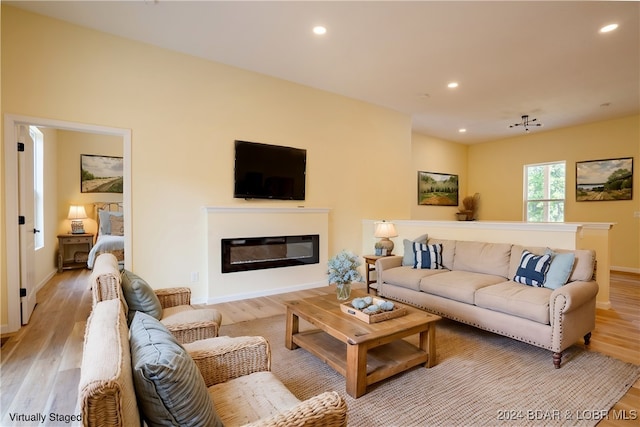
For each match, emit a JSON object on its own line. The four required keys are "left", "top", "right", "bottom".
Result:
{"left": 336, "top": 282, "right": 352, "bottom": 301}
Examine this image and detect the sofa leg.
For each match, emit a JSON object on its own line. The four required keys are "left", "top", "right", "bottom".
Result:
{"left": 553, "top": 352, "right": 562, "bottom": 369}
{"left": 584, "top": 332, "right": 592, "bottom": 346}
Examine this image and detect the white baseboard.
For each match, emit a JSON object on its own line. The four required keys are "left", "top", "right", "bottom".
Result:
{"left": 1, "top": 323, "right": 14, "bottom": 335}
{"left": 596, "top": 301, "right": 612, "bottom": 310}
{"left": 201, "top": 280, "right": 326, "bottom": 305}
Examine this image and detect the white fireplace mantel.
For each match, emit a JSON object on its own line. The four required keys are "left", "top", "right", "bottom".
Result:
{"left": 205, "top": 206, "right": 331, "bottom": 303}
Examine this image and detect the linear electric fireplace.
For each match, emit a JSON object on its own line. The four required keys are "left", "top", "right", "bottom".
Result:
{"left": 221, "top": 234, "right": 319, "bottom": 273}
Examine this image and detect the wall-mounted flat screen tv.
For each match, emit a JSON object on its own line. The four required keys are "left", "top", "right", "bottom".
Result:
{"left": 234, "top": 140, "right": 307, "bottom": 200}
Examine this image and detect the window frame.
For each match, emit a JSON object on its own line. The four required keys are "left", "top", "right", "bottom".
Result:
{"left": 523, "top": 161, "right": 566, "bottom": 222}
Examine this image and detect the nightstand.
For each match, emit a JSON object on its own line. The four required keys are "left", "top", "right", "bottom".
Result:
{"left": 57, "top": 234, "right": 94, "bottom": 272}
{"left": 363, "top": 255, "right": 387, "bottom": 294}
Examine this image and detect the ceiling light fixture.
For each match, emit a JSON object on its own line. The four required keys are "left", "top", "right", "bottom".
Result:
{"left": 599, "top": 23, "right": 618, "bottom": 33}
{"left": 313, "top": 26, "right": 327, "bottom": 35}
{"left": 447, "top": 82, "right": 459, "bottom": 89}
{"left": 458, "top": 128, "right": 467, "bottom": 133}
{"left": 509, "top": 115, "right": 543, "bottom": 133}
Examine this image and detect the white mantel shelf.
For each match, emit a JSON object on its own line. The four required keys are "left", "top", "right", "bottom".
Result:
{"left": 205, "top": 206, "right": 331, "bottom": 214}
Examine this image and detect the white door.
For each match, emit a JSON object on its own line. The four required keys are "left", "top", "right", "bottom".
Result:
{"left": 18, "top": 124, "right": 37, "bottom": 325}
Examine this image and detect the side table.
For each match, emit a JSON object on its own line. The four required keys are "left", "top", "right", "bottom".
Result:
{"left": 363, "top": 255, "right": 386, "bottom": 294}
{"left": 57, "top": 234, "right": 94, "bottom": 272}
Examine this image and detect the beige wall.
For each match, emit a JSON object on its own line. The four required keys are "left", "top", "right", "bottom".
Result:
{"left": 1, "top": 6, "right": 637, "bottom": 328}
{"left": 411, "top": 132, "right": 469, "bottom": 220}
{"left": 1, "top": 5, "right": 412, "bottom": 321}
{"left": 467, "top": 115, "right": 639, "bottom": 271}
{"left": 56, "top": 130, "right": 123, "bottom": 238}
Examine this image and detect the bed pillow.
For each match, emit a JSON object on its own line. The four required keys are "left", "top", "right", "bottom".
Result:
{"left": 513, "top": 250, "right": 552, "bottom": 287}
{"left": 413, "top": 243, "right": 443, "bottom": 270}
{"left": 129, "top": 312, "right": 223, "bottom": 427}
{"left": 402, "top": 234, "right": 428, "bottom": 266}
{"left": 109, "top": 215, "right": 124, "bottom": 236}
{"left": 99, "top": 210, "right": 124, "bottom": 235}
{"left": 544, "top": 249, "right": 576, "bottom": 290}
{"left": 121, "top": 270, "right": 163, "bottom": 324}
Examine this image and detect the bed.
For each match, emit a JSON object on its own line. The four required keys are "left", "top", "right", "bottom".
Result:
{"left": 87, "top": 202, "right": 125, "bottom": 269}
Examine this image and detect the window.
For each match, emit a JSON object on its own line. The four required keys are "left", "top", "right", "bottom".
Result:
{"left": 30, "top": 126, "right": 44, "bottom": 250}
{"left": 524, "top": 161, "right": 565, "bottom": 222}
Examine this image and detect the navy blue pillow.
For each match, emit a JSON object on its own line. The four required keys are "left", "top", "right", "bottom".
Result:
{"left": 413, "top": 243, "right": 443, "bottom": 269}
{"left": 514, "top": 250, "right": 552, "bottom": 287}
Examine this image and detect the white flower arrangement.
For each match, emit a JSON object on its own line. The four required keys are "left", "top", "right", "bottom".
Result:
{"left": 327, "top": 250, "right": 363, "bottom": 285}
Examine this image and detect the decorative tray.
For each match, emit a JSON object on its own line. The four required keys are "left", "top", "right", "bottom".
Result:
{"left": 340, "top": 296, "right": 407, "bottom": 324}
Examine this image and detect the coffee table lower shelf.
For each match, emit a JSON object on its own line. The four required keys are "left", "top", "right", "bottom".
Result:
{"left": 291, "top": 329, "right": 430, "bottom": 396}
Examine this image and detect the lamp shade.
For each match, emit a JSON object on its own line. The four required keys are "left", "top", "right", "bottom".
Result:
{"left": 374, "top": 221, "right": 398, "bottom": 238}
{"left": 67, "top": 205, "right": 87, "bottom": 220}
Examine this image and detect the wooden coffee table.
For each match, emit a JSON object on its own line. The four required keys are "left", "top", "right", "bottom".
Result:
{"left": 284, "top": 290, "right": 441, "bottom": 398}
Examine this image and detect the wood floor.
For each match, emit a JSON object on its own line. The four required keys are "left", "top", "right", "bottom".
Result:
{"left": 1, "top": 270, "right": 638, "bottom": 426}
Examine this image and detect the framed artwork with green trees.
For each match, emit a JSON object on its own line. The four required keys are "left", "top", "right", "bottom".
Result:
{"left": 417, "top": 171, "right": 458, "bottom": 206}
{"left": 576, "top": 157, "right": 633, "bottom": 202}
{"left": 81, "top": 154, "right": 124, "bottom": 193}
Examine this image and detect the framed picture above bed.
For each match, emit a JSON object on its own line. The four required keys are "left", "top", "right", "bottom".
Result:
{"left": 81, "top": 154, "right": 124, "bottom": 193}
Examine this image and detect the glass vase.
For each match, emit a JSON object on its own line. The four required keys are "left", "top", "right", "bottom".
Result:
{"left": 336, "top": 282, "right": 351, "bottom": 301}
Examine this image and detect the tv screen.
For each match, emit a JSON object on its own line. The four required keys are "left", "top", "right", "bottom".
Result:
{"left": 234, "top": 140, "right": 307, "bottom": 200}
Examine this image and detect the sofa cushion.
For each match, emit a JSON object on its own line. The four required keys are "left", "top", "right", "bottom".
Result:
{"left": 452, "top": 241, "right": 512, "bottom": 278}
{"left": 381, "top": 266, "right": 447, "bottom": 291}
{"left": 209, "top": 371, "right": 301, "bottom": 425}
{"left": 402, "top": 234, "right": 428, "bottom": 266}
{"left": 79, "top": 299, "right": 140, "bottom": 427}
{"left": 475, "top": 281, "right": 553, "bottom": 324}
{"left": 513, "top": 250, "right": 552, "bottom": 287}
{"left": 544, "top": 250, "right": 576, "bottom": 289}
{"left": 420, "top": 270, "right": 506, "bottom": 304}
{"left": 129, "top": 312, "right": 223, "bottom": 427}
{"left": 161, "top": 305, "right": 223, "bottom": 330}
{"left": 426, "top": 238, "right": 456, "bottom": 269}
{"left": 121, "top": 270, "right": 163, "bottom": 324}
{"left": 413, "top": 243, "right": 443, "bottom": 269}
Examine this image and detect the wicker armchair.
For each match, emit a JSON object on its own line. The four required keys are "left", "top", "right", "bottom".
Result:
{"left": 79, "top": 299, "right": 348, "bottom": 427}
{"left": 90, "top": 253, "right": 222, "bottom": 344}
{"left": 184, "top": 336, "right": 348, "bottom": 426}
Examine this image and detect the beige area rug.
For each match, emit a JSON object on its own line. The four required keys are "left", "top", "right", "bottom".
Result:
{"left": 220, "top": 315, "right": 640, "bottom": 427}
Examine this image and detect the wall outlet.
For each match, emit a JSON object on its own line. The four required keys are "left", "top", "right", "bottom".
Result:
{"left": 190, "top": 272, "right": 199, "bottom": 283}
{"left": 634, "top": 211, "right": 640, "bottom": 218}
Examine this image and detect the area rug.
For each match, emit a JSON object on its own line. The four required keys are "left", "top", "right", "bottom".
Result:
{"left": 220, "top": 315, "right": 640, "bottom": 427}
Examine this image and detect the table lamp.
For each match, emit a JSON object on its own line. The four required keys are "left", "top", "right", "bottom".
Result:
{"left": 68, "top": 205, "right": 87, "bottom": 234}
{"left": 374, "top": 220, "right": 398, "bottom": 255}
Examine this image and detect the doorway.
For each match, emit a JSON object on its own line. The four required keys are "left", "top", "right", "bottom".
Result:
{"left": 3, "top": 114, "right": 131, "bottom": 334}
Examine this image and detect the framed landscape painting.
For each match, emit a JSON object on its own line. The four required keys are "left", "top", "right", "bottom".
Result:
{"left": 417, "top": 171, "right": 459, "bottom": 206}
{"left": 81, "top": 154, "right": 124, "bottom": 193}
{"left": 576, "top": 157, "right": 633, "bottom": 202}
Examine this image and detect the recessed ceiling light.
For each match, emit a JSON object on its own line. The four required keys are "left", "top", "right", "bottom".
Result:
{"left": 458, "top": 128, "right": 467, "bottom": 133}
{"left": 599, "top": 23, "right": 618, "bottom": 33}
{"left": 448, "top": 82, "right": 459, "bottom": 89}
{"left": 313, "top": 26, "right": 327, "bottom": 35}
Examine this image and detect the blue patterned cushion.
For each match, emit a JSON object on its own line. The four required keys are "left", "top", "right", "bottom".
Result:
{"left": 514, "top": 250, "right": 552, "bottom": 287}
{"left": 129, "top": 312, "right": 223, "bottom": 427}
{"left": 413, "top": 243, "right": 443, "bottom": 269}
{"left": 402, "top": 234, "right": 428, "bottom": 266}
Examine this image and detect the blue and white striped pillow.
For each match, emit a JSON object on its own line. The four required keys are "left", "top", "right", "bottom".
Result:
{"left": 514, "top": 250, "right": 552, "bottom": 287}
{"left": 413, "top": 243, "right": 444, "bottom": 269}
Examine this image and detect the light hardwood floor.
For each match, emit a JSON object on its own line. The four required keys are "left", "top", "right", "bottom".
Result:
{"left": 1, "top": 270, "right": 638, "bottom": 426}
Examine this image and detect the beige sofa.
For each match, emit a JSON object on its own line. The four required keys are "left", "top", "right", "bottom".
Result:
{"left": 79, "top": 298, "right": 348, "bottom": 427}
{"left": 376, "top": 238, "right": 599, "bottom": 368}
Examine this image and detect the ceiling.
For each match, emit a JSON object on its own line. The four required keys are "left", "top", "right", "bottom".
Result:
{"left": 8, "top": 1, "right": 640, "bottom": 144}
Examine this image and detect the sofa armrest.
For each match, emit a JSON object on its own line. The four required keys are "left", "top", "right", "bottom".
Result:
{"left": 550, "top": 280, "right": 599, "bottom": 314}
{"left": 183, "top": 336, "right": 271, "bottom": 387}
{"left": 155, "top": 287, "right": 191, "bottom": 308}
{"left": 375, "top": 255, "right": 403, "bottom": 274}
{"left": 244, "top": 391, "right": 347, "bottom": 427}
